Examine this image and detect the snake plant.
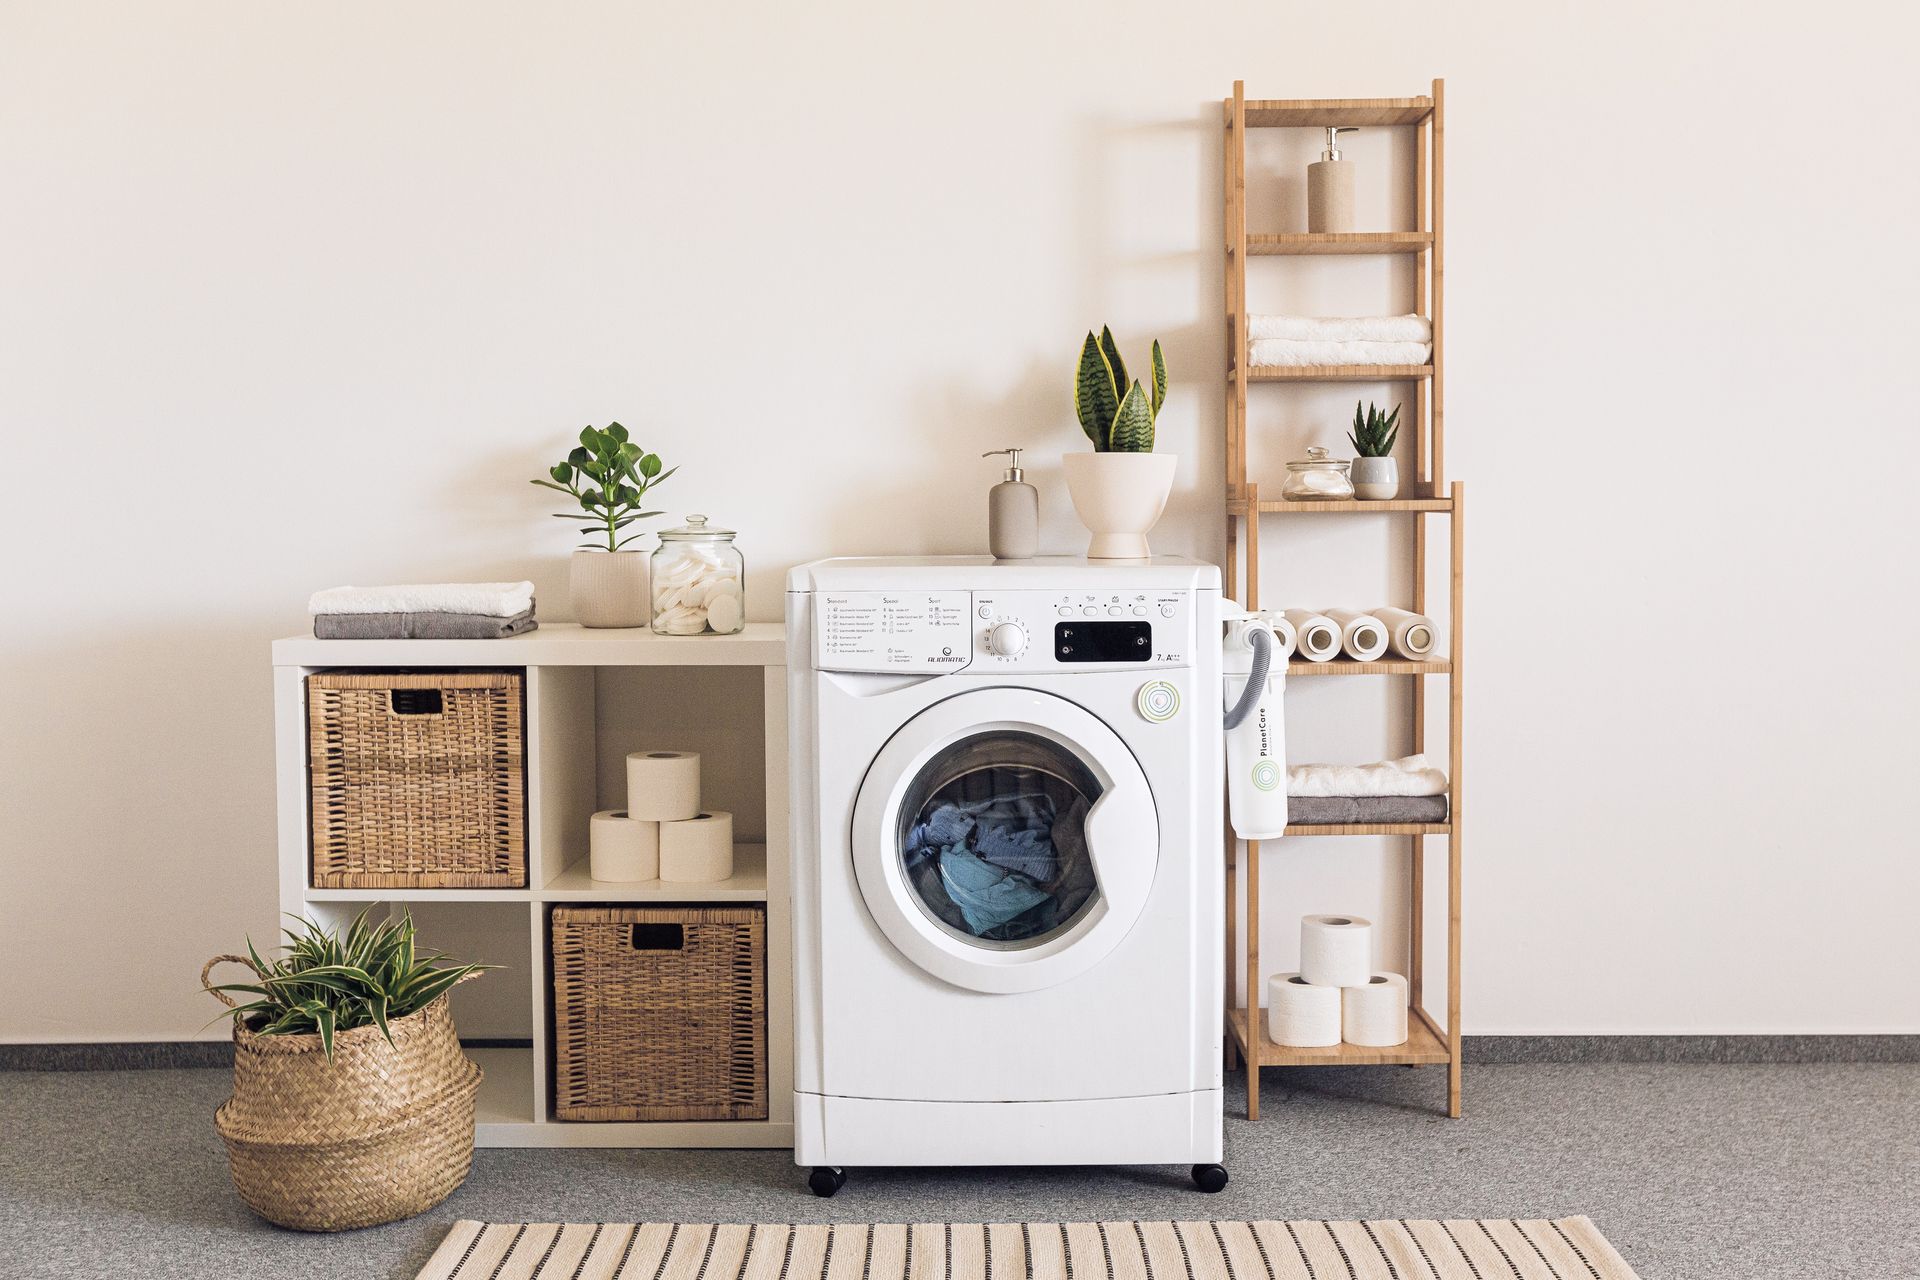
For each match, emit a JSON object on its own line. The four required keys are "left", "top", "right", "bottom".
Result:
{"left": 1074, "top": 327, "right": 1166, "bottom": 452}
{"left": 207, "top": 909, "right": 495, "bottom": 1062}
{"left": 1347, "top": 401, "right": 1401, "bottom": 457}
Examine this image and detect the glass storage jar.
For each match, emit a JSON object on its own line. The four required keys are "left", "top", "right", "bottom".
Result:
{"left": 1280, "top": 445, "right": 1355, "bottom": 501}
{"left": 650, "top": 515, "right": 745, "bottom": 635}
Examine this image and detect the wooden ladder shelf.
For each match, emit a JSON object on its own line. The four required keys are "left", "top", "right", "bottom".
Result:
{"left": 1222, "top": 79, "right": 1464, "bottom": 1119}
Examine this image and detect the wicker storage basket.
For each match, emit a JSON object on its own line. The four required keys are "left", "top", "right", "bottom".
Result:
{"left": 308, "top": 670, "right": 526, "bottom": 889}
{"left": 202, "top": 956, "right": 483, "bottom": 1232}
{"left": 551, "top": 905, "right": 768, "bottom": 1122}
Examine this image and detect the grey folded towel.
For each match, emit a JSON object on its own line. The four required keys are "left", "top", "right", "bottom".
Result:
{"left": 313, "top": 608, "right": 538, "bottom": 640}
{"left": 1286, "top": 794, "right": 1450, "bottom": 826}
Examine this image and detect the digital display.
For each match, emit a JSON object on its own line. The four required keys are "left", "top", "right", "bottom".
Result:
{"left": 1054, "top": 620, "right": 1152, "bottom": 663}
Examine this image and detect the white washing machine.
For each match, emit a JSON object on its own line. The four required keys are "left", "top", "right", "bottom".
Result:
{"left": 787, "top": 555, "right": 1226, "bottom": 1196}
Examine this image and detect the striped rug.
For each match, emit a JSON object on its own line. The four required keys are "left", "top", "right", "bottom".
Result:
{"left": 415, "top": 1218, "right": 1640, "bottom": 1280}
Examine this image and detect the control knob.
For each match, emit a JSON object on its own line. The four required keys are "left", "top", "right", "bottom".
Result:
{"left": 988, "top": 622, "right": 1027, "bottom": 657}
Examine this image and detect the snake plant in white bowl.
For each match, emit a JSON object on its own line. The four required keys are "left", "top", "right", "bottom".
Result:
{"left": 1064, "top": 327, "right": 1176, "bottom": 559}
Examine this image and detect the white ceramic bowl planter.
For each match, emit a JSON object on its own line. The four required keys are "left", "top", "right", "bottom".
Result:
{"left": 1064, "top": 452, "right": 1178, "bottom": 559}
{"left": 570, "top": 549, "right": 649, "bottom": 628}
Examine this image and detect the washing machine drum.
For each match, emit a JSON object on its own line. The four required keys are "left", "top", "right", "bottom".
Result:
{"left": 850, "top": 687, "right": 1159, "bottom": 994}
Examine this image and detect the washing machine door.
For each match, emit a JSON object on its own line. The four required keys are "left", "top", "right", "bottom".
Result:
{"left": 850, "top": 687, "right": 1158, "bottom": 994}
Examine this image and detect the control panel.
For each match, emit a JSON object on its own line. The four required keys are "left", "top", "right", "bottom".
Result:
{"left": 815, "top": 588, "right": 1191, "bottom": 673}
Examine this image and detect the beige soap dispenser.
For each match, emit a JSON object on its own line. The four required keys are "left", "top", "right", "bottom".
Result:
{"left": 982, "top": 448, "right": 1037, "bottom": 560}
{"left": 1307, "top": 126, "right": 1358, "bottom": 232}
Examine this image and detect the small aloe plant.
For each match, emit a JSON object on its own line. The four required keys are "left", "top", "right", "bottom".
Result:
{"left": 1348, "top": 401, "right": 1401, "bottom": 457}
{"left": 1074, "top": 327, "right": 1166, "bottom": 452}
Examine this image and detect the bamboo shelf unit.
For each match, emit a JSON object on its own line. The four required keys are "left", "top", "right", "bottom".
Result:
{"left": 1222, "top": 79, "right": 1463, "bottom": 1119}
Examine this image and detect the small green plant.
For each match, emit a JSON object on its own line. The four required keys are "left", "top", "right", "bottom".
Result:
{"left": 532, "top": 423, "right": 676, "bottom": 552}
{"left": 208, "top": 909, "right": 496, "bottom": 1062}
{"left": 1074, "top": 326, "right": 1167, "bottom": 453}
{"left": 1348, "top": 401, "right": 1401, "bottom": 458}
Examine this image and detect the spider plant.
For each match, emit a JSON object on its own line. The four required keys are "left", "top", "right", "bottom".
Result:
{"left": 208, "top": 909, "right": 495, "bottom": 1062}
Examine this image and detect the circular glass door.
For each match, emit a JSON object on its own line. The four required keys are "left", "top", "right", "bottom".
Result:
{"left": 850, "top": 687, "right": 1159, "bottom": 994}
{"left": 897, "top": 731, "right": 1101, "bottom": 949}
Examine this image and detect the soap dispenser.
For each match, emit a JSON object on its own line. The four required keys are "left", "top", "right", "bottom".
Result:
{"left": 981, "top": 448, "right": 1037, "bottom": 560}
{"left": 1307, "top": 126, "right": 1357, "bottom": 232}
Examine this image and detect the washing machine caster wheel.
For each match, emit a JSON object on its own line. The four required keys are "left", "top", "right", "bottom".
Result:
{"left": 1191, "top": 1163, "right": 1229, "bottom": 1193}
{"left": 808, "top": 1167, "right": 847, "bottom": 1198}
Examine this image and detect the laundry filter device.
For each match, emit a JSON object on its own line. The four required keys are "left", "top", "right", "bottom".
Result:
{"left": 787, "top": 556, "right": 1228, "bottom": 1196}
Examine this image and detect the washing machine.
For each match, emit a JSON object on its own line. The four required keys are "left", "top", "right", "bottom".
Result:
{"left": 787, "top": 555, "right": 1226, "bottom": 1196}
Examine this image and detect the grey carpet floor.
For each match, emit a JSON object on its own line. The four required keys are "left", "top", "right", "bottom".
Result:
{"left": 1, "top": 1063, "right": 1915, "bottom": 1280}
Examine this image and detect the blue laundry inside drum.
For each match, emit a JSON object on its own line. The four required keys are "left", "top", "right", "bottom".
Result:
{"left": 901, "top": 763, "right": 1098, "bottom": 944}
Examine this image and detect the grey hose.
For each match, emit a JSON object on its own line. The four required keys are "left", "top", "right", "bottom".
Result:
{"left": 1223, "top": 625, "right": 1273, "bottom": 729}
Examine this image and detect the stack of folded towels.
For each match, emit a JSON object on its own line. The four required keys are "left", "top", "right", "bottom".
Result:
{"left": 1249, "top": 314, "right": 1432, "bottom": 367}
{"left": 308, "top": 582, "right": 538, "bottom": 640}
{"left": 1287, "top": 754, "right": 1449, "bottom": 825}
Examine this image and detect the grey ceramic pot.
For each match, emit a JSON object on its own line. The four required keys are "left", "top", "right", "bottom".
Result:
{"left": 1350, "top": 455, "right": 1399, "bottom": 501}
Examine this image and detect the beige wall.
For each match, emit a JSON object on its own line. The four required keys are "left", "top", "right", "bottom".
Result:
{"left": 3, "top": 1, "right": 1915, "bottom": 1040}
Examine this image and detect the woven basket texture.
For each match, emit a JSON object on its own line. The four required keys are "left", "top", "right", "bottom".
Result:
{"left": 551, "top": 906, "right": 768, "bottom": 1122}
{"left": 307, "top": 670, "right": 526, "bottom": 889}
{"left": 207, "top": 958, "right": 483, "bottom": 1232}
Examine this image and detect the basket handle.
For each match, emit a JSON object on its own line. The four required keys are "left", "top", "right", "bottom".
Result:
{"left": 201, "top": 953, "right": 265, "bottom": 1008}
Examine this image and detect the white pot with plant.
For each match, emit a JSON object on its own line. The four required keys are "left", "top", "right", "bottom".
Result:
{"left": 203, "top": 909, "right": 496, "bottom": 1231}
{"left": 1064, "top": 327, "right": 1177, "bottom": 559}
{"left": 1347, "top": 400, "right": 1401, "bottom": 500}
{"left": 532, "top": 423, "right": 676, "bottom": 628}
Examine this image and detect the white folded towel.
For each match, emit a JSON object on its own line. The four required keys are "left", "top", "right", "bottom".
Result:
{"left": 1250, "top": 313, "right": 1432, "bottom": 343}
{"left": 1249, "top": 339, "right": 1432, "bottom": 367}
{"left": 1288, "top": 754, "right": 1449, "bottom": 798}
{"left": 308, "top": 582, "right": 536, "bottom": 618}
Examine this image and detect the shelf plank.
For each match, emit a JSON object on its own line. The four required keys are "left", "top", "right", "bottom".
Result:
{"left": 1288, "top": 657, "right": 1450, "bottom": 676}
{"left": 1243, "top": 364, "right": 1433, "bottom": 383}
{"left": 542, "top": 843, "right": 768, "bottom": 902}
{"left": 1243, "top": 98, "right": 1433, "bottom": 128}
{"left": 273, "top": 621, "right": 788, "bottom": 669}
{"left": 1229, "top": 496, "right": 1454, "bottom": 514}
{"left": 1283, "top": 822, "right": 1452, "bottom": 837}
{"left": 1228, "top": 1005, "right": 1450, "bottom": 1066}
{"left": 1248, "top": 232, "right": 1432, "bottom": 256}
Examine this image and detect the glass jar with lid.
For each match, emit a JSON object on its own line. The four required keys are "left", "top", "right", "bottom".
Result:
{"left": 1280, "top": 445, "right": 1355, "bottom": 501}
{"left": 650, "top": 515, "right": 745, "bottom": 635}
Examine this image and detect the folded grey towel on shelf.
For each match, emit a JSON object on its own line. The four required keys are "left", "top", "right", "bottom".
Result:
{"left": 1286, "top": 794, "right": 1450, "bottom": 826}
{"left": 313, "top": 608, "right": 538, "bottom": 640}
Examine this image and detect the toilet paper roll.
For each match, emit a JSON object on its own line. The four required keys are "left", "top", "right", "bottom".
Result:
{"left": 1282, "top": 609, "right": 1341, "bottom": 663}
{"left": 1300, "top": 914, "right": 1373, "bottom": 987}
{"left": 1324, "top": 608, "right": 1390, "bottom": 662}
{"left": 1342, "top": 972, "right": 1410, "bottom": 1046}
{"left": 1372, "top": 607, "right": 1436, "bottom": 659}
{"left": 625, "top": 751, "right": 701, "bottom": 822}
{"left": 1259, "top": 611, "right": 1298, "bottom": 662}
{"left": 1266, "top": 973, "right": 1342, "bottom": 1047}
{"left": 659, "top": 810, "right": 734, "bottom": 883}
{"left": 589, "top": 810, "right": 659, "bottom": 882}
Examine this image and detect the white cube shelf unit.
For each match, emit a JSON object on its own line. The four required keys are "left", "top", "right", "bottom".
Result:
{"left": 271, "top": 622, "right": 792, "bottom": 1149}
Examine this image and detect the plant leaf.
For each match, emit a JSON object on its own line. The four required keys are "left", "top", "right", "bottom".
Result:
{"left": 1074, "top": 332, "right": 1118, "bottom": 451}
{"left": 1149, "top": 340, "right": 1167, "bottom": 418}
{"left": 1098, "top": 326, "right": 1128, "bottom": 402}
{"left": 1108, "top": 381, "right": 1156, "bottom": 453}
{"left": 607, "top": 422, "right": 629, "bottom": 443}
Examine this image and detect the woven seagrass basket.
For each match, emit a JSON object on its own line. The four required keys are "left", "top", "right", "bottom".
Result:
{"left": 550, "top": 906, "right": 768, "bottom": 1122}
{"left": 203, "top": 955, "right": 483, "bottom": 1232}
{"left": 307, "top": 670, "right": 526, "bottom": 889}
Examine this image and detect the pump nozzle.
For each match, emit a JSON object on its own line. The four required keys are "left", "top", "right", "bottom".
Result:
{"left": 981, "top": 447, "right": 1025, "bottom": 481}
{"left": 1321, "top": 126, "right": 1357, "bottom": 161}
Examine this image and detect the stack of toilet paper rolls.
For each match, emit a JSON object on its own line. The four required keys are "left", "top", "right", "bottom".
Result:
{"left": 587, "top": 750, "right": 735, "bottom": 884}
{"left": 1278, "top": 608, "right": 1435, "bottom": 662}
{"left": 1266, "top": 914, "right": 1409, "bottom": 1048}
